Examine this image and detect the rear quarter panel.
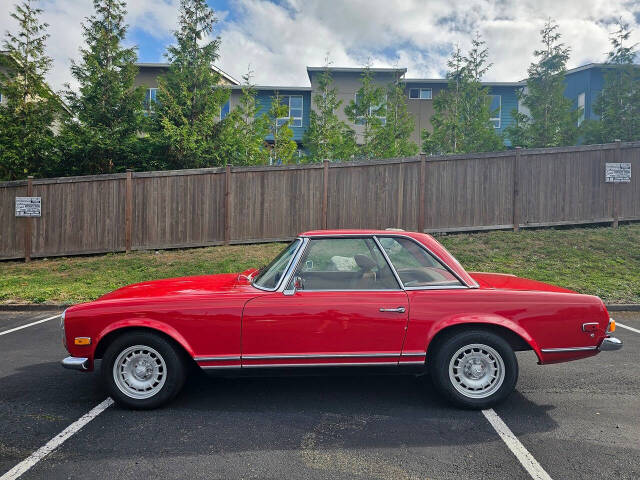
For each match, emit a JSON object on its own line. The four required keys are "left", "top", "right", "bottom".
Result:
{"left": 405, "top": 288, "right": 609, "bottom": 364}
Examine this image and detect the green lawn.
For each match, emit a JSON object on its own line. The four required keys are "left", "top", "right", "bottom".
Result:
{"left": 1, "top": 224, "right": 638, "bottom": 305}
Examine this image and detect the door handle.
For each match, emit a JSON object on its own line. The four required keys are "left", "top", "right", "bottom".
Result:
{"left": 379, "top": 307, "right": 406, "bottom": 313}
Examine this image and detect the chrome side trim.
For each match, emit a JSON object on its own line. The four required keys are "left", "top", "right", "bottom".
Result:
{"left": 397, "top": 360, "right": 426, "bottom": 365}
{"left": 61, "top": 356, "right": 89, "bottom": 371}
{"left": 242, "top": 352, "right": 401, "bottom": 360}
{"left": 540, "top": 346, "right": 598, "bottom": 353}
{"left": 242, "top": 361, "right": 399, "bottom": 368}
{"left": 201, "top": 365, "right": 242, "bottom": 370}
{"left": 400, "top": 352, "right": 426, "bottom": 357}
{"left": 195, "top": 356, "right": 241, "bottom": 362}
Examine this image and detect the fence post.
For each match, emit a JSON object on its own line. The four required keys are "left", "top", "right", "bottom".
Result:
{"left": 611, "top": 140, "right": 621, "bottom": 228}
{"left": 322, "top": 160, "right": 329, "bottom": 229}
{"left": 224, "top": 165, "right": 231, "bottom": 244}
{"left": 125, "top": 169, "right": 133, "bottom": 253}
{"left": 512, "top": 147, "right": 522, "bottom": 232}
{"left": 24, "top": 176, "right": 33, "bottom": 262}
{"left": 418, "top": 154, "right": 426, "bottom": 233}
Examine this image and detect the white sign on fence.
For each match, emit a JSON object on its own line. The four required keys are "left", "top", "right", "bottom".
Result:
{"left": 605, "top": 163, "right": 631, "bottom": 183}
{"left": 15, "top": 196, "right": 41, "bottom": 217}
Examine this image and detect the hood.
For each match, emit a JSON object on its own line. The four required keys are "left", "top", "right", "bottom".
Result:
{"left": 470, "top": 272, "right": 577, "bottom": 294}
{"left": 98, "top": 273, "right": 241, "bottom": 301}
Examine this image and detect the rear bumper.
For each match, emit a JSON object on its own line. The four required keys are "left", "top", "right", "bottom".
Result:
{"left": 61, "top": 356, "right": 89, "bottom": 370}
{"left": 599, "top": 336, "right": 623, "bottom": 351}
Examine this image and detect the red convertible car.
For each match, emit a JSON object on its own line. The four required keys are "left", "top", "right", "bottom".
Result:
{"left": 61, "top": 229, "right": 622, "bottom": 409}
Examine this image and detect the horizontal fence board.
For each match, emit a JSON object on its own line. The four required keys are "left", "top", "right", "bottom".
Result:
{"left": 0, "top": 142, "right": 638, "bottom": 260}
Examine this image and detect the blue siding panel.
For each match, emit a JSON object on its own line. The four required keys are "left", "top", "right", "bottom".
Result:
{"left": 255, "top": 90, "right": 311, "bottom": 143}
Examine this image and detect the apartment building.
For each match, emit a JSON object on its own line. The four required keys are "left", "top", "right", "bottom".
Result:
{"left": 134, "top": 62, "right": 632, "bottom": 151}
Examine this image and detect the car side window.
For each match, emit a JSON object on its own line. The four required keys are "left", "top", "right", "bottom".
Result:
{"left": 378, "top": 236, "right": 463, "bottom": 288}
{"left": 291, "top": 238, "right": 399, "bottom": 291}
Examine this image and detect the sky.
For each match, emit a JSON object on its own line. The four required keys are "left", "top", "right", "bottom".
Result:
{"left": 2, "top": 0, "right": 640, "bottom": 92}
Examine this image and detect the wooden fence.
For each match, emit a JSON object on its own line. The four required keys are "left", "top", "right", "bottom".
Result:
{"left": 1, "top": 141, "right": 639, "bottom": 260}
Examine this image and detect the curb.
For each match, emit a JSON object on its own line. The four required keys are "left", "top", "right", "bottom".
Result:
{"left": 0, "top": 304, "right": 70, "bottom": 312}
{"left": 606, "top": 304, "right": 640, "bottom": 312}
{"left": 1, "top": 303, "right": 639, "bottom": 312}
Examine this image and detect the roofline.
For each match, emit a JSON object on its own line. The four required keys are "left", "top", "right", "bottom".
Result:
{"left": 135, "top": 62, "right": 240, "bottom": 85}
{"left": 229, "top": 85, "right": 312, "bottom": 92}
{"left": 402, "top": 78, "right": 524, "bottom": 87}
{"left": 307, "top": 66, "right": 407, "bottom": 74}
{"left": 0, "top": 51, "right": 72, "bottom": 114}
{"left": 564, "top": 62, "right": 640, "bottom": 76}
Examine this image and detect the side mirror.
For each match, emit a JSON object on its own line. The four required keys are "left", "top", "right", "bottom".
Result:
{"left": 284, "top": 276, "right": 303, "bottom": 296}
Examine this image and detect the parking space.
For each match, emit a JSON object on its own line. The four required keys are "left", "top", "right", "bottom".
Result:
{"left": 1, "top": 310, "right": 639, "bottom": 479}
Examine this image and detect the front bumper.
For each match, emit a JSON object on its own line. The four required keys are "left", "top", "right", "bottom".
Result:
{"left": 61, "top": 356, "right": 89, "bottom": 370}
{"left": 599, "top": 336, "right": 623, "bottom": 351}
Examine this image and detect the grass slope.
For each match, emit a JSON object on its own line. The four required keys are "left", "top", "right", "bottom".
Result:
{"left": 0, "top": 224, "right": 638, "bottom": 304}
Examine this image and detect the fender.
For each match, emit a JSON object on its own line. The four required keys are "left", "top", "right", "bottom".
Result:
{"left": 425, "top": 313, "right": 543, "bottom": 362}
{"left": 95, "top": 317, "right": 196, "bottom": 359}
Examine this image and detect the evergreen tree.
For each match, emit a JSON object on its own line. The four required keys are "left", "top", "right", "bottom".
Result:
{"left": 422, "top": 35, "right": 503, "bottom": 154}
{"left": 373, "top": 72, "right": 418, "bottom": 157}
{"left": 214, "top": 68, "right": 269, "bottom": 165}
{"left": 506, "top": 19, "right": 580, "bottom": 148}
{"left": 303, "top": 62, "right": 356, "bottom": 161}
{"left": 0, "top": 0, "right": 62, "bottom": 180}
{"left": 583, "top": 21, "right": 640, "bottom": 143}
{"left": 153, "top": 0, "right": 229, "bottom": 169}
{"left": 265, "top": 92, "right": 297, "bottom": 164}
{"left": 345, "top": 64, "right": 386, "bottom": 159}
{"left": 60, "top": 0, "right": 144, "bottom": 175}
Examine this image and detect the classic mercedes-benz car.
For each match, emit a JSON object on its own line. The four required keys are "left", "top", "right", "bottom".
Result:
{"left": 61, "top": 229, "right": 622, "bottom": 409}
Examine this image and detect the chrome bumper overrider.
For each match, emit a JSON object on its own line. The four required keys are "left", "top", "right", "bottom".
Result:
{"left": 61, "top": 356, "right": 89, "bottom": 370}
{"left": 599, "top": 337, "right": 623, "bottom": 351}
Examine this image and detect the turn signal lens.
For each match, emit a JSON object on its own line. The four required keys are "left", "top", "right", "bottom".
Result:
{"left": 74, "top": 337, "right": 91, "bottom": 346}
{"left": 608, "top": 319, "right": 616, "bottom": 333}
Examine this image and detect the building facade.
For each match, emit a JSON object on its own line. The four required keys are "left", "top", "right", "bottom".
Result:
{"left": 134, "top": 62, "right": 631, "bottom": 153}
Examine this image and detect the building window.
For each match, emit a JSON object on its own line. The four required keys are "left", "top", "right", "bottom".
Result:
{"left": 489, "top": 94, "right": 501, "bottom": 128}
{"left": 354, "top": 93, "right": 386, "bottom": 126}
{"left": 144, "top": 88, "right": 158, "bottom": 114}
{"left": 220, "top": 100, "right": 230, "bottom": 120}
{"left": 277, "top": 95, "right": 303, "bottom": 128}
{"left": 577, "top": 92, "right": 585, "bottom": 126}
{"left": 409, "top": 88, "right": 432, "bottom": 100}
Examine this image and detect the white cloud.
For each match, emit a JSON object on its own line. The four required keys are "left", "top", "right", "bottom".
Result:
{"left": 1, "top": 0, "right": 638, "bottom": 93}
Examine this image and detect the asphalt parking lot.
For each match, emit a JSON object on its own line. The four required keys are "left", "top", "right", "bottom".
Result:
{"left": 0, "top": 310, "right": 639, "bottom": 480}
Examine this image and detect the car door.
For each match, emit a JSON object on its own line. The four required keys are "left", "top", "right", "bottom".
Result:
{"left": 242, "top": 237, "right": 409, "bottom": 367}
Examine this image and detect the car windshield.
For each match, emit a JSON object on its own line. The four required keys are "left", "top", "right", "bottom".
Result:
{"left": 252, "top": 240, "right": 301, "bottom": 290}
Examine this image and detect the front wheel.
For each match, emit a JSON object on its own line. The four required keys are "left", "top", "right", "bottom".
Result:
{"left": 429, "top": 330, "right": 518, "bottom": 409}
{"left": 101, "top": 332, "right": 187, "bottom": 409}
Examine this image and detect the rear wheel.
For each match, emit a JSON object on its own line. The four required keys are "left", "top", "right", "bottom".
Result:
{"left": 101, "top": 332, "right": 186, "bottom": 409}
{"left": 429, "top": 330, "right": 518, "bottom": 409}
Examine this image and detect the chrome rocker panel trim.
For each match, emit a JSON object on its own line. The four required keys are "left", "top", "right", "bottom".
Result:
{"left": 540, "top": 346, "right": 598, "bottom": 353}
{"left": 61, "top": 356, "right": 89, "bottom": 371}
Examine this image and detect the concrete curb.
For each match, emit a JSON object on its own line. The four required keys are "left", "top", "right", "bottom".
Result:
{"left": 1, "top": 303, "right": 639, "bottom": 312}
{"left": 0, "top": 304, "right": 70, "bottom": 312}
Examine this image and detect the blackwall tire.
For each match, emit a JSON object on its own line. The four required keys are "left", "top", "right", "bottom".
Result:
{"left": 429, "top": 330, "right": 518, "bottom": 409}
{"left": 101, "top": 332, "right": 186, "bottom": 409}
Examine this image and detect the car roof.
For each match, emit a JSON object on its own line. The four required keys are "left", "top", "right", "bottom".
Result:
{"left": 298, "top": 229, "right": 478, "bottom": 287}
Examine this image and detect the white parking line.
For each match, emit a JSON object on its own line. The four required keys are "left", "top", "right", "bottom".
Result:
{"left": 0, "top": 314, "right": 61, "bottom": 336}
{"left": 482, "top": 408, "right": 553, "bottom": 480}
{"left": 617, "top": 322, "right": 640, "bottom": 334}
{"left": 0, "top": 398, "right": 113, "bottom": 480}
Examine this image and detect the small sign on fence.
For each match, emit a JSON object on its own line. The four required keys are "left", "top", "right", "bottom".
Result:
{"left": 15, "top": 196, "right": 41, "bottom": 217}
{"left": 605, "top": 163, "right": 631, "bottom": 183}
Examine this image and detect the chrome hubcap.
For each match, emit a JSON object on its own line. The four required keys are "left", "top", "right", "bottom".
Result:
{"left": 449, "top": 343, "right": 505, "bottom": 399}
{"left": 113, "top": 345, "right": 166, "bottom": 400}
